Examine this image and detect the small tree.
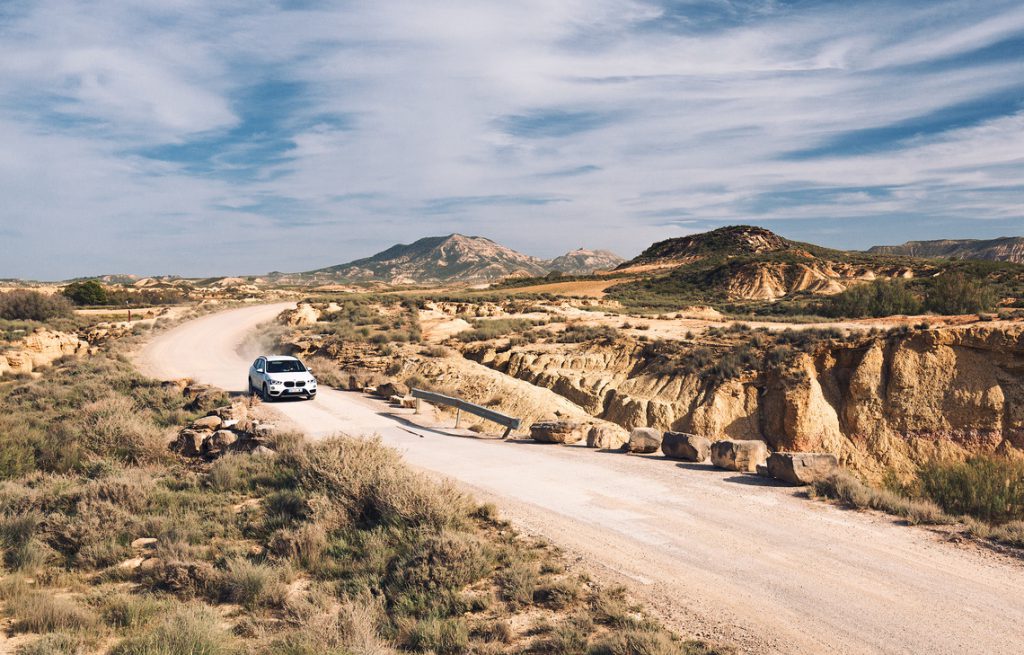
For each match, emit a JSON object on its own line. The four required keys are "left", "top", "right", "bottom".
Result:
{"left": 925, "top": 272, "right": 996, "bottom": 315}
{"left": 62, "top": 280, "right": 108, "bottom": 306}
{"left": 0, "top": 290, "right": 73, "bottom": 321}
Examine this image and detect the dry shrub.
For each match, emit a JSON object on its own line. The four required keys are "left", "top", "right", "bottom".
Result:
{"left": 74, "top": 396, "right": 168, "bottom": 466}
{"left": 15, "top": 631, "right": 91, "bottom": 655}
{"left": 286, "top": 437, "right": 472, "bottom": 529}
{"left": 99, "top": 593, "right": 168, "bottom": 629}
{"left": 0, "top": 511, "right": 51, "bottom": 571}
{"left": 7, "top": 591, "right": 98, "bottom": 634}
{"left": 269, "top": 523, "right": 328, "bottom": 570}
{"left": 497, "top": 559, "right": 537, "bottom": 607}
{"left": 264, "top": 596, "right": 393, "bottom": 655}
{"left": 109, "top": 604, "right": 237, "bottom": 655}
{"left": 304, "top": 356, "right": 347, "bottom": 389}
{"left": 220, "top": 559, "right": 288, "bottom": 609}
{"left": 397, "top": 616, "right": 468, "bottom": 654}
{"left": 533, "top": 576, "right": 583, "bottom": 609}
{"left": 811, "top": 471, "right": 948, "bottom": 525}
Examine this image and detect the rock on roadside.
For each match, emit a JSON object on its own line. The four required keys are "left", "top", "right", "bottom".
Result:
{"left": 766, "top": 452, "right": 838, "bottom": 485}
{"left": 530, "top": 421, "right": 584, "bottom": 444}
{"left": 586, "top": 424, "right": 628, "bottom": 450}
{"left": 627, "top": 428, "right": 662, "bottom": 454}
{"left": 711, "top": 439, "right": 769, "bottom": 472}
{"left": 662, "top": 432, "right": 711, "bottom": 462}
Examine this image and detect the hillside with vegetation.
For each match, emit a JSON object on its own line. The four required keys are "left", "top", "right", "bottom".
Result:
{"left": 604, "top": 226, "right": 1024, "bottom": 315}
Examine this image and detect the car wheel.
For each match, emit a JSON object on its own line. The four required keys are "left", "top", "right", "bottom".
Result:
{"left": 261, "top": 384, "right": 271, "bottom": 402}
{"left": 247, "top": 380, "right": 255, "bottom": 396}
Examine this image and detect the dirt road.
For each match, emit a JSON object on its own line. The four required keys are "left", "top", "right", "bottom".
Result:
{"left": 137, "top": 303, "right": 1024, "bottom": 655}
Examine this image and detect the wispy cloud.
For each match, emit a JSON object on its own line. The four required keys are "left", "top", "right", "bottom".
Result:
{"left": 0, "top": 0, "right": 1022, "bottom": 277}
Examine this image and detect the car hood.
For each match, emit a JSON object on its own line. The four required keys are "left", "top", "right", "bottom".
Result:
{"left": 265, "top": 372, "right": 316, "bottom": 383}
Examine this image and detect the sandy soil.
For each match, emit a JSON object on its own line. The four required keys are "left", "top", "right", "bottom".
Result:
{"left": 136, "top": 303, "right": 1024, "bottom": 655}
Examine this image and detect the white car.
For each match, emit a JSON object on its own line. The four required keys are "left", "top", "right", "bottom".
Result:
{"left": 248, "top": 355, "right": 317, "bottom": 401}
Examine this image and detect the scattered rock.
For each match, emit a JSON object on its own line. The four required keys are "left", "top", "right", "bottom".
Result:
{"left": 191, "top": 415, "right": 223, "bottom": 430}
{"left": 131, "top": 537, "right": 158, "bottom": 550}
{"left": 201, "top": 430, "right": 238, "bottom": 458}
{"left": 627, "top": 428, "right": 662, "bottom": 454}
{"left": 530, "top": 421, "right": 584, "bottom": 444}
{"left": 766, "top": 452, "right": 839, "bottom": 485}
{"left": 251, "top": 445, "right": 276, "bottom": 458}
{"left": 710, "top": 439, "right": 769, "bottom": 472}
{"left": 586, "top": 424, "right": 628, "bottom": 450}
{"left": 171, "top": 429, "right": 205, "bottom": 457}
{"left": 661, "top": 432, "right": 711, "bottom": 462}
{"left": 209, "top": 403, "right": 247, "bottom": 422}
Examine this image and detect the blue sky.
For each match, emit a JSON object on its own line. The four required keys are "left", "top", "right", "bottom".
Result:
{"left": 0, "top": 0, "right": 1022, "bottom": 278}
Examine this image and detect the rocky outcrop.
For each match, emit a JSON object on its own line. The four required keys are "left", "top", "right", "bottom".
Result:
{"left": 464, "top": 324, "right": 1024, "bottom": 479}
{"left": 530, "top": 421, "right": 584, "bottom": 444}
{"left": 661, "top": 432, "right": 710, "bottom": 462}
{"left": 766, "top": 452, "right": 838, "bottom": 485}
{"left": 0, "top": 328, "right": 88, "bottom": 377}
{"left": 711, "top": 440, "right": 769, "bottom": 472}
{"left": 627, "top": 428, "right": 662, "bottom": 454}
{"left": 286, "top": 303, "right": 321, "bottom": 326}
{"left": 171, "top": 400, "right": 274, "bottom": 459}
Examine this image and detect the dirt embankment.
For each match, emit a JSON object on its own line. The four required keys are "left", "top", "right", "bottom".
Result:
{"left": 462, "top": 324, "right": 1024, "bottom": 479}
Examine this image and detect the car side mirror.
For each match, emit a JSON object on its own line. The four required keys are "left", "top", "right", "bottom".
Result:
{"left": 307, "top": 369, "right": 314, "bottom": 375}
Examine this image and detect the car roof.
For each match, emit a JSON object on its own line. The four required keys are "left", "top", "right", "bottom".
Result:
{"left": 262, "top": 355, "right": 300, "bottom": 362}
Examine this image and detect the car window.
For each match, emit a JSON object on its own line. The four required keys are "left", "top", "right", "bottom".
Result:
{"left": 254, "top": 359, "right": 264, "bottom": 371}
{"left": 267, "top": 360, "right": 306, "bottom": 373}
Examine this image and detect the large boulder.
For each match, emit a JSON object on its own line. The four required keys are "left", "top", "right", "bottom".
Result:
{"left": 662, "top": 432, "right": 711, "bottom": 462}
{"left": 586, "top": 424, "right": 628, "bottom": 450}
{"left": 710, "top": 439, "right": 769, "bottom": 472}
{"left": 627, "top": 428, "right": 662, "bottom": 454}
{"left": 375, "top": 381, "right": 409, "bottom": 399}
{"left": 201, "top": 430, "right": 238, "bottom": 458}
{"left": 766, "top": 452, "right": 838, "bottom": 485}
{"left": 530, "top": 421, "right": 583, "bottom": 444}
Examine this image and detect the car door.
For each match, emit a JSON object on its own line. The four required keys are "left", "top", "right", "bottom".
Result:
{"left": 251, "top": 358, "right": 265, "bottom": 389}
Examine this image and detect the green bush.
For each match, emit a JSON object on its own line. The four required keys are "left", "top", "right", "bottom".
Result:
{"left": 821, "top": 280, "right": 922, "bottom": 318}
{"left": 62, "top": 280, "right": 108, "bottom": 306}
{"left": 0, "top": 290, "right": 73, "bottom": 321}
{"left": 917, "top": 456, "right": 1024, "bottom": 524}
{"left": 924, "top": 272, "right": 997, "bottom": 315}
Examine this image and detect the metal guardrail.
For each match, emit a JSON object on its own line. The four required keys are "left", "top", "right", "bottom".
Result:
{"left": 411, "top": 388, "right": 521, "bottom": 439}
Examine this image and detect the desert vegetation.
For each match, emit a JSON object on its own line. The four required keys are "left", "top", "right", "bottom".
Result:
{"left": 0, "top": 338, "right": 724, "bottom": 654}
{"left": 811, "top": 456, "right": 1024, "bottom": 548}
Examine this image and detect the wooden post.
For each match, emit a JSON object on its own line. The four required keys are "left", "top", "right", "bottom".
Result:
{"left": 455, "top": 408, "right": 461, "bottom": 429}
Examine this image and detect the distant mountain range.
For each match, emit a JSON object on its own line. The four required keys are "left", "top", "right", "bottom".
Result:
{"left": 299, "top": 234, "right": 624, "bottom": 285}
{"left": 867, "top": 237, "right": 1024, "bottom": 264}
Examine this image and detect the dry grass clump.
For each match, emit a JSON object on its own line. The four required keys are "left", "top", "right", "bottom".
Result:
{"left": 6, "top": 590, "right": 99, "bottom": 634}
{"left": 220, "top": 558, "right": 290, "bottom": 609}
{"left": 109, "top": 604, "right": 238, "bottom": 655}
{"left": 810, "top": 471, "right": 948, "bottom": 525}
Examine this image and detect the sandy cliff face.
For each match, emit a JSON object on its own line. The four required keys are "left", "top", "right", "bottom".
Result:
{"left": 0, "top": 328, "right": 88, "bottom": 377}
{"left": 464, "top": 325, "right": 1024, "bottom": 477}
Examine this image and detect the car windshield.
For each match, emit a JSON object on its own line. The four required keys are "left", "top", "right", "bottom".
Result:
{"left": 266, "top": 360, "right": 306, "bottom": 374}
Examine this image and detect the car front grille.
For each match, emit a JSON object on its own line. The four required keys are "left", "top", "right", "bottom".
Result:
{"left": 284, "top": 381, "right": 306, "bottom": 388}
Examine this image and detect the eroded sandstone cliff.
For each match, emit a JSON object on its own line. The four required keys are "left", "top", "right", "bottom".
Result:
{"left": 463, "top": 325, "right": 1024, "bottom": 478}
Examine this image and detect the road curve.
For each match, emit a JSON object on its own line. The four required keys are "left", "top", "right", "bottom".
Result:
{"left": 137, "top": 303, "right": 1024, "bottom": 655}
